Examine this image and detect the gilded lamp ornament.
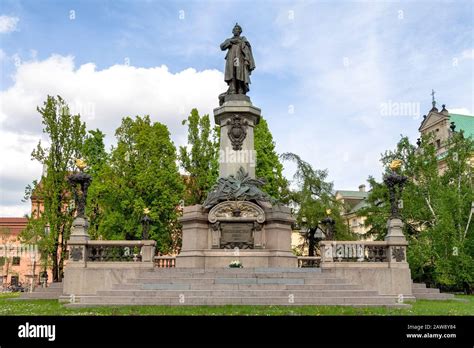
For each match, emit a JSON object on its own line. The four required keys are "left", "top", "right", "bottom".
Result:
{"left": 383, "top": 159, "right": 407, "bottom": 219}
{"left": 389, "top": 159, "right": 402, "bottom": 171}
{"left": 141, "top": 207, "right": 152, "bottom": 239}
{"left": 68, "top": 158, "right": 92, "bottom": 218}
{"left": 75, "top": 158, "right": 87, "bottom": 171}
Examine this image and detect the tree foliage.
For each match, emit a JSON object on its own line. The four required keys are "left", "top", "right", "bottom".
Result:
{"left": 83, "top": 129, "right": 108, "bottom": 239}
{"left": 22, "top": 95, "right": 86, "bottom": 281}
{"left": 359, "top": 132, "right": 474, "bottom": 291}
{"left": 92, "top": 116, "right": 184, "bottom": 253}
{"left": 254, "top": 118, "right": 289, "bottom": 203}
{"left": 179, "top": 109, "right": 219, "bottom": 205}
{"left": 281, "top": 152, "right": 353, "bottom": 256}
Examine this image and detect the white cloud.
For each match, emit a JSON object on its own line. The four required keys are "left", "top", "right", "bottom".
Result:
{"left": 0, "top": 15, "right": 19, "bottom": 33}
{"left": 0, "top": 54, "right": 227, "bottom": 216}
{"left": 461, "top": 48, "right": 474, "bottom": 60}
{"left": 449, "top": 107, "right": 472, "bottom": 115}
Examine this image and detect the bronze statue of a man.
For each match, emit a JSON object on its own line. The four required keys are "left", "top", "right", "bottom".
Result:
{"left": 220, "top": 23, "right": 255, "bottom": 96}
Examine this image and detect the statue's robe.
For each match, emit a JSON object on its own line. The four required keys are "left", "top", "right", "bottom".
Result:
{"left": 220, "top": 36, "right": 255, "bottom": 92}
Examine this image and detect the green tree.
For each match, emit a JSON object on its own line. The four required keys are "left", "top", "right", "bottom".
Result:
{"left": 254, "top": 118, "right": 289, "bottom": 202}
{"left": 359, "top": 132, "right": 474, "bottom": 291}
{"left": 22, "top": 95, "right": 86, "bottom": 281}
{"left": 83, "top": 129, "right": 108, "bottom": 239}
{"left": 282, "top": 153, "right": 352, "bottom": 256}
{"left": 179, "top": 109, "right": 219, "bottom": 205}
{"left": 95, "top": 116, "right": 184, "bottom": 253}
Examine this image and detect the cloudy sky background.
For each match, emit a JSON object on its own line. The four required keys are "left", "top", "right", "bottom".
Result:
{"left": 1, "top": 0, "right": 473, "bottom": 216}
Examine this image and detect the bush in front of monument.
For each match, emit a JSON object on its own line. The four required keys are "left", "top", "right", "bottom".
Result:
{"left": 229, "top": 260, "right": 243, "bottom": 268}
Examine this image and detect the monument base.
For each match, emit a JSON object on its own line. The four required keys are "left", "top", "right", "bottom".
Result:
{"left": 176, "top": 250, "right": 297, "bottom": 268}
{"left": 176, "top": 204, "right": 297, "bottom": 268}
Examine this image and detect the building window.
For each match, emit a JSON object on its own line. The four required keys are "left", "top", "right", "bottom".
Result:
{"left": 0, "top": 257, "right": 5, "bottom": 266}
{"left": 351, "top": 219, "right": 358, "bottom": 227}
{"left": 12, "top": 257, "right": 20, "bottom": 266}
{"left": 436, "top": 139, "right": 441, "bottom": 149}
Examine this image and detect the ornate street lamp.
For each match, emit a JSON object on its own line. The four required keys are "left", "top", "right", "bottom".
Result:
{"left": 300, "top": 216, "right": 325, "bottom": 257}
{"left": 383, "top": 159, "right": 409, "bottom": 245}
{"left": 141, "top": 208, "right": 152, "bottom": 240}
{"left": 67, "top": 159, "right": 92, "bottom": 218}
{"left": 321, "top": 208, "right": 336, "bottom": 241}
{"left": 67, "top": 158, "right": 92, "bottom": 248}
{"left": 383, "top": 159, "right": 407, "bottom": 219}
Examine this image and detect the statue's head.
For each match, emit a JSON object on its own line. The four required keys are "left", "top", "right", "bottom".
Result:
{"left": 232, "top": 23, "right": 242, "bottom": 36}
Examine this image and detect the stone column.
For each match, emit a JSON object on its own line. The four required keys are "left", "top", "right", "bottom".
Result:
{"left": 213, "top": 96, "right": 261, "bottom": 178}
{"left": 175, "top": 205, "right": 210, "bottom": 268}
{"left": 385, "top": 218, "right": 408, "bottom": 263}
{"left": 67, "top": 217, "right": 90, "bottom": 266}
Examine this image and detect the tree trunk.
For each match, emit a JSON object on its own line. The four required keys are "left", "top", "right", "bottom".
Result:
{"left": 52, "top": 242, "right": 59, "bottom": 282}
{"left": 308, "top": 229, "right": 315, "bottom": 257}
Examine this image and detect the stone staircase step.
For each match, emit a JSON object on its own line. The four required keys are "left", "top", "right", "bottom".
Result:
{"left": 412, "top": 288, "right": 440, "bottom": 294}
{"left": 413, "top": 293, "right": 454, "bottom": 300}
{"left": 411, "top": 282, "right": 454, "bottom": 300}
{"left": 137, "top": 272, "right": 326, "bottom": 279}
{"left": 126, "top": 277, "right": 346, "bottom": 285}
{"left": 69, "top": 295, "right": 404, "bottom": 306}
{"left": 96, "top": 289, "right": 380, "bottom": 298}
{"left": 412, "top": 283, "right": 427, "bottom": 289}
{"left": 16, "top": 282, "right": 63, "bottom": 300}
{"left": 112, "top": 283, "right": 363, "bottom": 291}
{"left": 16, "top": 292, "right": 62, "bottom": 300}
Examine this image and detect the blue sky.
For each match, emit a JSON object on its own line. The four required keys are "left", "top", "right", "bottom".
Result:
{"left": 0, "top": 0, "right": 473, "bottom": 216}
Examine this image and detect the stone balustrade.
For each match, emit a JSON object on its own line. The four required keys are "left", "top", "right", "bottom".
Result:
{"left": 154, "top": 256, "right": 176, "bottom": 268}
{"left": 319, "top": 240, "right": 407, "bottom": 263}
{"left": 297, "top": 256, "right": 321, "bottom": 268}
{"left": 67, "top": 240, "right": 156, "bottom": 264}
{"left": 318, "top": 237, "right": 412, "bottom": 298}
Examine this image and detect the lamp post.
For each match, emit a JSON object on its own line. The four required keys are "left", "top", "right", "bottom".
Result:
{"left": 383, "top": 159, "right": 408, "bottom": 244}
{"left": 67, "top": 159, "right": 92, "bottom": 219}
{"left": 141, "top": 208, "right": 151, "bottom": 240}
{"left": 383, "top": 160, "right": 407, "bottom": 219}
{"left": 321, "top": 209, "right": 336, "bottom": 241}
{"left": 67, "top": 158, "right": 92, "bottom": 243}
{"left": 29, "top": 253, "right": 36, "bottom": 293}
{"left": 300, "top": 216, "right": 325, "bottom": 257}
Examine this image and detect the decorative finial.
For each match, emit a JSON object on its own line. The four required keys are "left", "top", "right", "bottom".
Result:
{"left": 75, "top": 158, "right": 87, "bottom": 171}
{"left": 416, "top": 138, "right": 421, "bottom": 146}
{"left": 389, "top": 159, "right": 403, "bottom": 171}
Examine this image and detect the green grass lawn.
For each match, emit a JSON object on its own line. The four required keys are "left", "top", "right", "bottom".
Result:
{"left": 1, "top": 293, "right": 473, "bottom": 316}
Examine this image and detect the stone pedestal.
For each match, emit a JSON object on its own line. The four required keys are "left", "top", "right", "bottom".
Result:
{"left": 385, "top": 218, "right": 405, "bottom": 244}
{"left": 67, "top": 217, "right": 90, "bottom": 266}
{"left": 176, "top": 204, "right": 297, "bottom": 268}
{"left": 69, "top": 217, "right": 90, "bottom": 243}
{"left": 214, "top": 99, "right": 261, "bottom": 179}
{"left": 385, "top": 217, "right": 409, "bottom": 266}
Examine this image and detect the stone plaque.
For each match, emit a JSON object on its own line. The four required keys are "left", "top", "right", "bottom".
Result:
{"left": 220, "top": 222, "right": 254, "bottom": 249}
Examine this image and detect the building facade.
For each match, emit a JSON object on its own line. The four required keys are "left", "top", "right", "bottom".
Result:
{"left": 0, "top": 218, "right": 44, "bottom": 288}
{"left": 418, "top": 102, "right": 474, "bottom": 172}
{"left": 335, "top": 184, "right": 371, "bottom": 239}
